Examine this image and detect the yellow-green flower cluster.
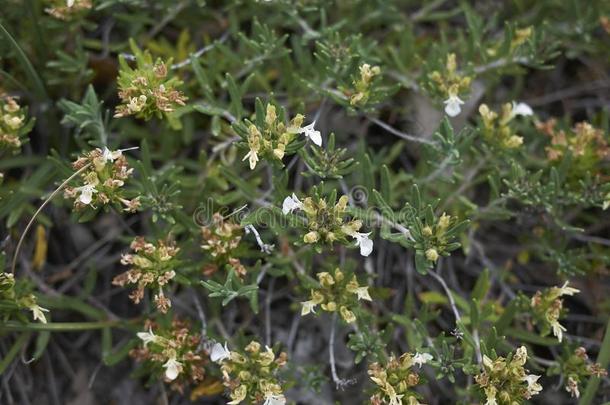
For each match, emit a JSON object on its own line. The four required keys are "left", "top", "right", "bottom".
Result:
{"left": 216, "top": 340, "right": 288, "bottom": 405}
{"left": 115, "top": 41, "right": 187, "bottom": 121}
{"left": 537, "top": 119, "right": 609, "bottom": 171}
{"left": 112, "top": 236, "right": 180, "bottom": 313}
{"left": 349, "top": 63, "right": 381, "bottom": 106}
{"left": 427, "top": 54, "right": 472, "bottom": 116}
{"left": 419, "top": 212, "right": 456, "bottom": 264}
{"left": 201, "top": 212, "right": 246, "bottom": 278}
{"left": 485, "top": 26, "right": 533, "bottom": 58}
{"left": 45, "top": 0, "right": 92, "bottom": 20}
{"left": 554, "top": 347, "right": 608, "bottom": 398}
{"left": 510, "top": 27, "right": 534, "bottom": 51}
{"left": 283, "top": 193, "right": 374, "bottom": 256}
{"left": 0, "top": 95, "right": 30, "bottom": 151}
{"left": 479, "top": 101, "right": 533, "bottom": 149}
{"left": 368, "top": 352, "right": 432, "bottom": 405}
{"left": 301, "top": 268, "right": 371, "bottom": 323}
{"left": 63, "top": 148, "right": 139, "bottom": 212}
{"left": 475, "top": 346, "right": 542, "bottom": 405}
{"left": 132, "top": 319, "right": 207, "bottom": 390}
{"left": 0, "top": 272, "right": 49, "bottom": 324}
{"left": 242, "top": 104, "right": 304, "bottom": 170}
{"left": 530, "top": 281, "right": 579, "bottom": 342}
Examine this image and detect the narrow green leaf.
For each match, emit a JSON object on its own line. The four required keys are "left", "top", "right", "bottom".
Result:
{"left": 471, "top": 269, "right": 490, "bottom": 301}
{"left": 380, "top": 165, "right": 391, "bottom": 202}
{"left": 0, "top": 22, "right": 47, "bottom": 100}
{"left": 0, "top": 332, "right": 31, "bottom": 374}
{"left": 31, "top": 331, "right": 51, "bottom": 361}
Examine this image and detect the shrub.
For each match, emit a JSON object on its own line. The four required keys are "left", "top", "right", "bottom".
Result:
{"left": 0, "top": 1, "right": 609, "bottom": 404}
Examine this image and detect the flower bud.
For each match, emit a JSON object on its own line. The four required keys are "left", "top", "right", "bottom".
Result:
{"left": 317, "top": 272, "right": 334, "bottom": 287}
{"left": 422, "top": 226, "right": 433, "bottom": 237}
{"left": 304, "top": 231, "right": 319, "bottom": 244}
{"left": 265, "top": 104, "right": 277, "bottom": 126}
{"left": 335, "top": 195, "right": 349, "bottom": 211}
{"left": 340, "top": 306, "right": 356, "bottom": 323}
{"left": 425, "top": 248, "right": 439, "bottom": 262}
{"left": 245, "top": 341, "right": 261, "bottom": 353}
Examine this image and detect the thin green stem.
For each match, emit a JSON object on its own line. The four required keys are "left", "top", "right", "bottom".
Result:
{"left": 0, "top": 320, "right": 127, "bottom": 332}
{"left": 11, "top": 164, "right": 91, "bottom": 274}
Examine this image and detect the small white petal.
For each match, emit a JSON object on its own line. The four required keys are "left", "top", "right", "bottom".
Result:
{"left": 308, "top": 129, "right": 322, "bottom": 146}
{"left": 243, "top": 150, "right": 259, "bottom": 170}
{"left": 163, "top": 358, "right": 182, "bottom": 380}
{"left": 299, "top": 122, "right": 323, "bottom": 146}
{"left": 67, "top": 0, "right": 75, "bottom": 7}
{"left": 558, "top": 281, "right": 580, "bottom": 296}
{"left": 352, "top": 232, "right": 373, "bottom": 256}
{"left": 359, "top": 237, "right": 373, "bottom": 256}
{"left": 137, "top": 329, "right": 157, "bottom": 346}
{"left": 102, "top": 147, "right": 122, "bottom": 163}
{"left": 301, "top": 300, "right": 317, "bottom": 316}
{"left": 413, "top": 352, "right": 433, "bottom": 367}
{"left": 282, "top": 193, "right": 303, "bottom": 215}
{"left": 523, "top": 374, "right": 543, "bottom": 396}
{"left": 31, "top": 305, "right": 49, "bottom": 323}
{"left": 264, "top": 394, "right": 286, "bottom": 405}
{"left": 355, "top": 287, "right": 372, "bottom": 301}
{"left": 210, "top": 342, "right": 231, "bottom": 363}
{"left": 443, "top": 95, "right": 464, "bottom": 117}
{"left": 512, "top": 101, "right": 533, "bottom": 117}
{"left": 77, "top": 185, "right": 97, "bottom": 205}
{"left": 79, "top": 191, "right": 92, "bottom": 204}
{"left": 552, "top": 321, "right": 566, "bottom": 342}
{"left": 388, "top": 393, "right": 404, "bottom": 405}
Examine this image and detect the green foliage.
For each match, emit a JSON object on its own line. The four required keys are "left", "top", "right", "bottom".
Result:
{"left": 0, "top": 1, "right": 609, "bottom": 404}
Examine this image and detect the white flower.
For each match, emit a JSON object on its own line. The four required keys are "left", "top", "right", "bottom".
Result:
{"left": 127, "top": 95, "right": 147, "bottom": 114}
{"left": 557, "top": 281, "right": 580, "bottom": 297}
{"left": 443, "top": 94, "right": 464, "bottom": 117}
{"left": 355, "top": 286, "right": 372, "bottom": 301}
{"left": 301, "top": 300, "right": 317, "bottom": 316}
{"left": 101, "top": 147, "right": 122, "bottom": 163}
{"left": 30, "top": 305, "right": 49, "bottom": 323}
{"left": 551, "top": 320, "right": 567, "bottom": 342}
{"left": 210, "top": 342, "right": 231, "bottom": 363}
{"left": 566, "top": 376, "right": 580, "bottom": 398}
{"left": 243, "top": 149, "right": 259, "bottom": 170}
{"left": 282, "top": 193, "right": 303, "bottom": 215}
{"left": 263, "top": 393, "right": 286, "bottom": 405}
{"left": 412, "top": 352, "right": 433, "bottom": 367}
{"left": 511, "top": 101, "right": 534, "bottom": 118}
{"left": 136, "top": 328, "right": 158, "bottom": 347}
{"left": 76, "top": 184, "right": 97, "bottom": 205}
{"left": 298, "top": 122, "right": 322, "bottom": 146}
{"left": 484, "top": 386, "right": 498, "bottom": 405}
{"left": 570, "top": 384, "right": 580, "bottom": 399}
{"left": 388, "top": 392, "right": 404, "bottom": 405}
{"left": 163, "top": 357, "right": 182, "bottom": 380}
{"left": 523, "top": 374, "right": 543, "bottom": 397}
{"left": 351, "top": 232, "right": 374, "bottom": 257}
{"left": 67, "top": 0, "right": 75, "bottom": 6}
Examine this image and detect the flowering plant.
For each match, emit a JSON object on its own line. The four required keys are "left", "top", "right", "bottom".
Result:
{"left": 1, "top": 1, "right": 609, "bottom": 404}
